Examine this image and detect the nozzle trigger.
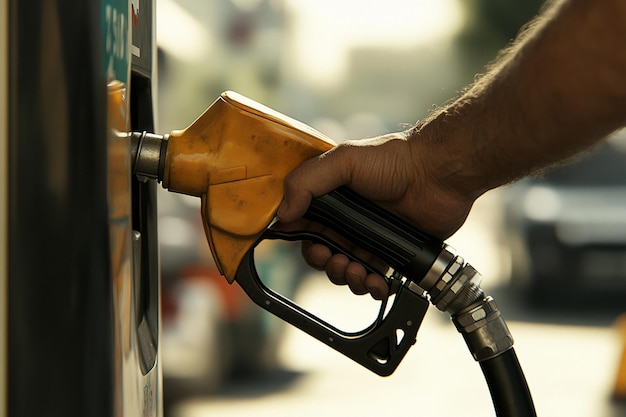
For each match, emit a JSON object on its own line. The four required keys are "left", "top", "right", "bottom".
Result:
{"left": 234, "top": 228, "right": 429, "bottom": 376}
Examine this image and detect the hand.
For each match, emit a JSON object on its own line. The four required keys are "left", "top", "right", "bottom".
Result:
{"left": 272, "top": 219, "right": 389, "bottom": 299}
{"left": 277, "top": 131, "right": 477, "bottom": 298}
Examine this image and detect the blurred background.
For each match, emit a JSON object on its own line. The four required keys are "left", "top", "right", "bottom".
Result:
{"left": 153, "top": 0, "right": 626, "bottom": 416}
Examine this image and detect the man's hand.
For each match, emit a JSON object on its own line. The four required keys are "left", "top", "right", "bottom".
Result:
{"left": 277, "top": 132, "right": 476, "bottom": 298}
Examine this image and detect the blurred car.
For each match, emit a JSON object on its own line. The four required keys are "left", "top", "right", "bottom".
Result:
{"left": 503, "top": 130, "right": 626, "bottom": 310}
{"left": 158, "top": 190, "right": 304, "bottom": 399}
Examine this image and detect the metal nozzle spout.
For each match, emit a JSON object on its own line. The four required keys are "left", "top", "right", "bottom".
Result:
{"left": 130, "top": 131, "right": 169, "bottom": 182}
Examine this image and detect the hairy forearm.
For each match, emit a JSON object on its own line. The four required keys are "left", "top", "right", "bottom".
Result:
{"left": 410, "top": 0, "right": 626, "bottom": 199}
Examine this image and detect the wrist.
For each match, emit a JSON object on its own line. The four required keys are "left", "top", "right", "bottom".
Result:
{"left": 405, "top": 106, "right": 490, "bottom": 204}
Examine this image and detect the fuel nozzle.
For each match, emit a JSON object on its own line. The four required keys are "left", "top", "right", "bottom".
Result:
{"left": 127, "top": 92, "right": 536, "bottom": 415}
{"left": 130, "top": 131, "right": 169, "bottom": 183}
{"left": 128, "top": 91, "right": 335, "bottom": 282}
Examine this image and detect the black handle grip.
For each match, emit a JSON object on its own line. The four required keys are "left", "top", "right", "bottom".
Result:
{"left": 305, "top": 187, "right": 444, "bottom": 284}
{"left": 234, "top": 228, "right": 430, "bottom": 376}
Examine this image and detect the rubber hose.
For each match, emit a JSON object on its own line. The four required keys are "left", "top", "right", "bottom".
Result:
{"left": 480, "top": 348, "right": 536, "bottom": 417}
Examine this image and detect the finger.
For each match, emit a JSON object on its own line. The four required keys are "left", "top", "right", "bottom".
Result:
{"left": 301, "top": 241, "right": 332, "bottom": 270}
{"left": 345, "top": 261, "right": 369, "bottom": 295}
{"left": 326, "top": 253, "right": 350, "bottom": 286}
{"left": 365, "top": 273, "right": 389, "bottom": 300}
{"left": 276, "top": 186, "right": 313, "bottom": 224}
{"left": 278, "top": 147, "right": 351, "bottom": 223}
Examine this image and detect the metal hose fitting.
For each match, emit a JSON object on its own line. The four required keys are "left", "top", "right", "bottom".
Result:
{"left": 418, "top": 245, "right": 514, "bottom": 362}
{"left": 453, "top": 296, "right": 513, "bottom": 361}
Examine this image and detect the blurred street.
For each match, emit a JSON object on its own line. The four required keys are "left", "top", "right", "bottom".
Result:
{"left": 164, "top": 195, "right": 626, "bottom": 417}
{"left": 166, "top": 278, "right": 626, "bottom": 417}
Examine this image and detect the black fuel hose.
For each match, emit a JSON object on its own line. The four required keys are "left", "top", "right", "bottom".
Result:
{"left": 480, "top": 349, "right": 536, "bottom": 417}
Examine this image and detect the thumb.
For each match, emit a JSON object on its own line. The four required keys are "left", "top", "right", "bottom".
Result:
{"left": 277, "top": 147, "right": 349, "bottom": 222}
{"left": 276, "top": 192, "right": 310, "bottom": 224}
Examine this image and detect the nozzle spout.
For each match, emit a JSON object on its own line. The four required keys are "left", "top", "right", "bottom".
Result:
{"left": 130, "top": 131, "right": 168, "bottom": 182}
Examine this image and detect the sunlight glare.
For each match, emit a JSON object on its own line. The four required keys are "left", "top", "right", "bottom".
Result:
{"left": 285, "top": 0, "right": 464, "bottom": 88}
{"left": 156, "top": 0, "right": 214, "bottom": 61}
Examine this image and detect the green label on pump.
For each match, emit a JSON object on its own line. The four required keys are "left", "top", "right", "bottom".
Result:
{"left": 102, "top": 0, "right": 130, "bottom": 84}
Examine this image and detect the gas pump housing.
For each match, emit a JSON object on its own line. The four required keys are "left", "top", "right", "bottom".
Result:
{"left": 4, "top": 1, "right": 162, "bottom": 416}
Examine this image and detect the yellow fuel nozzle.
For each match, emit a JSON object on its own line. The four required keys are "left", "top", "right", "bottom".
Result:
{"left": 132, "top": 91, "right": 334, "bottom": 281}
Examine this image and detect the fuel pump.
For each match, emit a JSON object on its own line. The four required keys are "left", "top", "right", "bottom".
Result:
{"left": 131, "top": 91, "right": 536, "bottom": 417}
